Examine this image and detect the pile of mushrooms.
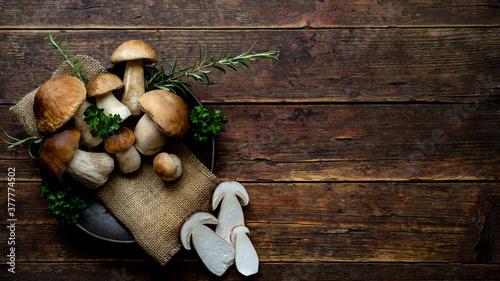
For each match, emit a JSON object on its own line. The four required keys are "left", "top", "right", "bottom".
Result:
{"left": 34, "top": 39, "right": 190, "bottom": 188}
{"left": 181, "top": 181, "right": 259, "bottom": 277}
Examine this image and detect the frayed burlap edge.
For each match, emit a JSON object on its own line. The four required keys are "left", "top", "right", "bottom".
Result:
{"left": 9, "top": 55, "right": 220, "bottom": 266}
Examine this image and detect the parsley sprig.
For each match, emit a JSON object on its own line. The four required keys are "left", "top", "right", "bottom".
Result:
{"left": 40, "top": 180, "right": 92, "bottom": 228}
{"left": 45, "top": 33, "right": 89, "bottom": 85}
{"left": 83, "top": 105, "right": 122, "bottom": 139}
{"left": 189, "top": 106, "right": 228, "bottom": 142}
{"left": 146, "top": 39, "right": 279, "bottom": 95}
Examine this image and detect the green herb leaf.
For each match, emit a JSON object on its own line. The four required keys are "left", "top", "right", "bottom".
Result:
{"left": 189, "top": 106, "right": 228, "bottom": 142}
{"left": 40, "top": 180, "right": 92, "bottom": 228}
{"left": 45, "top": 33, "right": 89, "bottom": 85}
{"left": 83, "top": 105, "right": 122, "bottom": 139}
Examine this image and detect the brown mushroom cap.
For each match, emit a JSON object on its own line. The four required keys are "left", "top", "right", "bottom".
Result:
{"left": 34, "top": 76, "right": 87, "bottom": 134}
{"left": 86, "top": 73, "right": 124, "bottom": 98}
{"left": 104, "top": 127, "right": 136, "bottom": 153}
{"left": 38, "top": 126, "right": 80, "bottom": 180}
{"left": 110, "top": 40, "right": 158, "bottom": 64}
{"left": 153, "top": 152, "right": 182, "bottom": 181}
{"left": 138, "top": 90, "right": 190, "bottom": 138}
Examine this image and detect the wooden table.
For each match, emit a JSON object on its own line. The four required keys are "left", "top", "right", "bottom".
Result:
{"left": 1, "top": 1, "right": 500, "bottom": 280}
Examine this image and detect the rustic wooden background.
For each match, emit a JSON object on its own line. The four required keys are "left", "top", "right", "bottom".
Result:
{"left": 1, "top": 1, "right": 500, "bottom": 280}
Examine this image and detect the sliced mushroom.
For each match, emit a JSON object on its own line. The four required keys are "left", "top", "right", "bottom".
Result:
{"left": 180, "top": 212, "right": 235, "bottom": 277}
{"left": 86, "top": 73, "right": 131, "bottom": 121}
{"left": 66, "top": 150, "right": 115, "bottom": 189}
{"left": 104, "top": 127, "right": 141, "bottom": 174}
{"left": 74, "top": 100, "right": 103, "bottom": 148}
{"left": 110, "top": 40, "right": 158, "bottom": 115}
{"left": 34, "top": 76, "right": 87, "bottom": 134}
{"left": 153, "top": 152, "right": 182, "bottom": 181}
{"left": 231, "top": 225, "right": 259, "bottom": 276}
{"left": 134, "top": 90, "right": 190, "bottom": 155}
{"left": 212, "top": 181, "right": 250, "bottom": 245}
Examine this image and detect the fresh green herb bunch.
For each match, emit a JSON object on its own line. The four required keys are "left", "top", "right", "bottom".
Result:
{"left": 2, "top": 117, "right": 45, "bottom": 158}
{"left": 189, "top": 106, "right": 228, "bottom": 142}
{"left": 146, "top": 39, "right": 279, "bottom": 96}
{"left": 83, "top": 105, "right": 122, "bottom": 139}
{"left": 40, "top": 180, "right": 92, "bottom": 228}
{"left": 45, "top": 33, "right": 89, "bottom": 85}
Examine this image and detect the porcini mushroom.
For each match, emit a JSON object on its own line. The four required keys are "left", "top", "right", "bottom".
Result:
{"left": 110, "top": 40, "right": 158, "bottom": 115}
{"left": 38, "top": 126, "right": 115, "bottom": 189}
{"left": 231, "top": 225, "right": 259, "bottom": 276}
{"left": 66, "top": 150, "right": 115, "bottom": 189}
{"left": 34, "top": 76, "right": 86, "bottom": 134}
{"left": 104, "top": 127, "right": 141, "bottom": 174}
{"left": 153, "top": 152, "right": 182, "bottom": 181}
{"left": 180, "top": 212, "right": 235, "bottom": 276}
{"left": 134, "top": 90, "right": 190, "bottom": 155}
{"left": 74, "top": 100, "right": 103, "bottom": 148}
{"left": 86, "top": 73, "right": 131, "bottom": 121}
{"left": 211, "top": 181, "right": 250, "bottom": 245}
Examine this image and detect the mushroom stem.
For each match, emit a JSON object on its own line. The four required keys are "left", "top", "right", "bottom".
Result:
{"left": 115, "top": 145, "right": 141, "bottom": 174}
{"left": 74, "top": 100, "right": 102, "bottom": 148}
{"left": 95, "top": 92, "right": 131, "bottom": 121}
{"left": 134, "top": 113, "right": 168, "bottom": 155}
{"left": 122, "top": 59, "right": 145, "bottom": 115}
{"left": 231, "top": 225, "right": 259, "bottom": 276}
{"left": 66, "top": 150, "right": 115, "bottom": 189}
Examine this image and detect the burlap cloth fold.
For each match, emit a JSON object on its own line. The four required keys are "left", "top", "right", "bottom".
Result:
{"left": 10, "top": 55, "right": 220, "bottom": 265}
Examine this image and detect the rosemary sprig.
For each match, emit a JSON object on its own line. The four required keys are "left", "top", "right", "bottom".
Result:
{"left": 2, "top": 117, "right": 45, "bottom": 158}
{"left": 45, "top": 33, "right": 89, "bottom": 85}
{"left": 145, "top": 39, "right": 279, "bottom": 95}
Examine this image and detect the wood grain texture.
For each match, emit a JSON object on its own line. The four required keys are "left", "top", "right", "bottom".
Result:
{"left": 4, "top": 262, "right": 500, "bottom": 281}
{"left": 2, "top": 102, "right": 499, "bottom": 182}
{"left": 1, "top": 182, "right": 499, "bottom": 263}
{"left": 1, "top": 29, "right": 499, "bottom": 104}
{"left": 1, "top": 0, "right": 500, "bottom": 29}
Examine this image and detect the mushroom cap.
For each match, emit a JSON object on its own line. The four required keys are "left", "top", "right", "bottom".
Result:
{"left": 180, "top": 212, "right": 219, "bottom": 251}
{"left": 86, "top": 73, "right": 124, "bottom": 98}
{"left": 38, "top": 126, "right": 81, "bottom": 180}
{"left": 212, "top": 181, "right": 250, "bottom": 211}
{"left": 110, "top": 40, "right": 158, "bottom": 64}
{"left": 34, "top": 76, "right": 87, "bottom": 134}
{"left": 138, "top": 90, "right": 190, "bottom": 138}
{"left": 153, "top": 152, "right": 182, "bottom": 181}
{"left": 104, "top": 127, "right": 135, "bottom": 153}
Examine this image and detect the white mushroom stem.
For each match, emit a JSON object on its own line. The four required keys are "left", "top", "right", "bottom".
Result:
{"left": 122, "top": 59, "right": 145, "bottom": 115}
{"left": 212, "top": 181, "right": 250, "bottom": 245}
{"left": 66, "top": 150, "right": 115, "bottom": 189}
{"left": 95, "top": 92, "right": 131, "bottom": 121}
{"left": 115, "top": 145, "right": 141, "bottom": 174}
{"left": 231, "top": 225, "right": 259, "bottom": 276}
{"left": 74, "top": 100, "right": 102, "bottom": 148}
{"left": 181, "top": 212, "right": 235, "bottom": 277}
{"left": 134, "top": 113, "right": 168, "bottom": 155}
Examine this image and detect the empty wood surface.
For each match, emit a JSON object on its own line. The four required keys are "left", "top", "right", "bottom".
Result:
{"left": 1, "top": 1, "right": 500, "bottom": 280}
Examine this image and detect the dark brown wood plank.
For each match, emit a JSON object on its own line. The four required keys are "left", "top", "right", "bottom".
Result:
{"left": 2, "top": 182, "right": 499, "bottom": 263}
{"left": 1, "top": 0, "right": 500, "bottom": 28}
{"left": 1, "top": 29, "right": 499, "bottom": 104}
{"left": 4, "top": 262, "right": 500, "bottom": 280}
{"left": 2, "top": 102, "right": 499, "bottom": 182}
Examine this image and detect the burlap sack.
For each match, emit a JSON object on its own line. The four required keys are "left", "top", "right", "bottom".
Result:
{"left": 10, "top": 55, "right": 220, "bottom": 266}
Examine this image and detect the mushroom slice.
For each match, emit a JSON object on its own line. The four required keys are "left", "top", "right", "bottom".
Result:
{"left": 105, "top": 127, "right": 141, "bottom": 174}
{"left": 66, "top": 150, "right": 115, "bottom": 189}
{"left": 74, "top": 100, "right": 102, "bottom": 148}
{"left": 153, "top": 152, "right": 182, "bottom": 181}
{"left": 231, "top": 225, "right": 259, "bottom": 276}
{"left": 34, "top": 76, "right": 86, "bottom": 134}
{"left": 86, "top": 73, "right": 131, "bottom": 121}
{"left": 211, "top": 181, "right": 250, "bottom": 245}
{"left": 110, "top": 40, "right": 158, "bottom": 115}
{"left": 134, "top": 90, "right": 190, "bottom": 155}
{"left": 180, "top": 212, "right": 235, "bottom": 276}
